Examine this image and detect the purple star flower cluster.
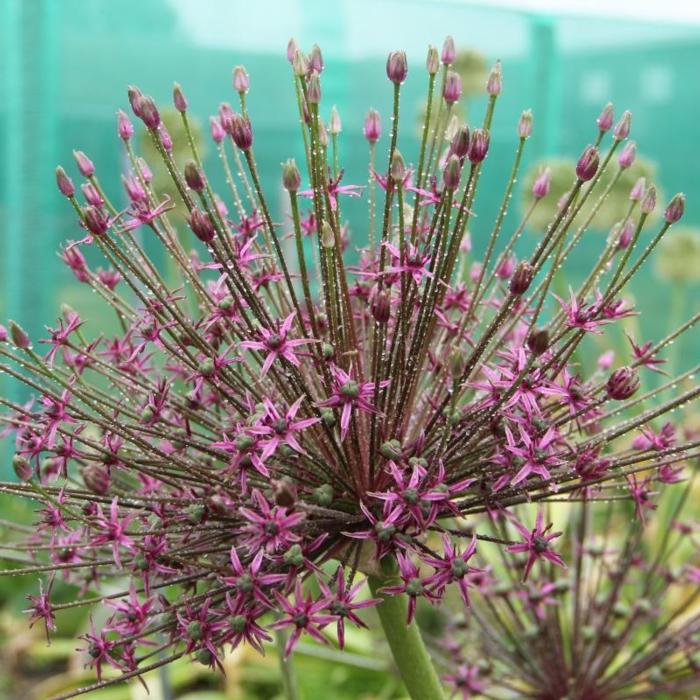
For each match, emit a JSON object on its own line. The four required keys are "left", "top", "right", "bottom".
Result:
{"left": 1, "top": 35, "right": 698, "bottom": 698}
{"left": 436, "top": 465, "right": 700, "bottom": 699}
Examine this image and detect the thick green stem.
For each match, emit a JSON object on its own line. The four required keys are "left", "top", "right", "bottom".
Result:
{"left": 275, "top": 628, "right": 301, "bottom": 700}
{"left": 368, "top": 560, "right": 446, "bottom": 700}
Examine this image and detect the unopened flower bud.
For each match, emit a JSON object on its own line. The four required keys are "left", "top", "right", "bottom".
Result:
{"left": 486, "top": 60, "right": 502, "bottom": 95}
{"left": 272, "top": 478, "right": 297, "bottom": 508}
{"left": 597, "top": 102, "right": 614, "bottom": 132}
{"left": 664, "top": 193, "right": 685, "bottom": 223}
{"left": 292, "top": 49, "right": 307, "bottom": 77}
{"left": 518, "top": 109, "right": 533, "bottom": 139}
{"left": 450, "top": 125, "right": 470, "bottom": 159}
{"left": 640, "top": 184, "right": 656, "bottom": 214}
{"left": 56, "top": 167, "right": 75, "bottom": 197}
{"left": 617, "top": 218, "right": 635, "bottom": 249}
{"left": 613, "top": 110, "right": 631, "bottom": 140}
{"left": 391, "top": 150, "right": 406, "bottom": 183}
{"left": 189, "top": 209, "right": 216, "bottom": 243}
{"left": 158, "top": 124, "right": 172, "bottom": 152}
{"left": 618, "top": 140, "right": 636, "bottom": 169}
{"left": 468, "top": 129, "right": 489, "bottom": 164}
{"left": 426, "top": 45, "right": 439, "bottom": 75}
{"left": 73, "top": 150, "right": 95, "bottom": 177}
{"left": 184, "top": 161, "right": 205, "bottom": 192}
{"left": 527, "top": 328, "right": 549, "bottom": 355}
{"left": 230, "top": 113, "right": 253, "bottom": 150}
{"left": 210, "top": 116, "right": 225, "bottom": 144}
{"left": 443, "top": 69, "right": 462, "bottom": 104}
{"left": 173, "top": 83, "right": 188, "bottom": 112}
{"left": 117, "top": 110, "right": 134, "bottom": 141}
{"left": 372, "top": 291, "right": 391, "bottom": 324}
{"left": 445, "top": 114, "right": 460, "bottom": 142}
{"left": 630, "top": 176, "right": 646, "bottom": 202}
{"left": 82, "top": 464, "right": 110, "bottom": 495}
{"left": 138, "top": 159, "right": 152, "bottom": 182}
{"left": 386, "top": 50, "right": 408, "bottom": 84}
{"left": 81, "top": 183, "right": 103, "bottom": 207}
{"left": 607, "top": 366, "right": 639, "bottom": 400}
{"left": 306, "top": 73, "right": 321, "bottom": 105}
{"left": 13, "top": 454, "right": 32, "bottom": 482}
{"left": 363, "top": 109, "right": 381, "bottom": 143}
{"left": 328, "top": 105, "right": 342, "bottom": 135}
{"left": 0, "top": 325, "right": 7, "bottom": 342}
{"left": 233, "top": 65, "right": 249, "bottom": 93}
{"left": 321, "top": 221, "right": 335, "bottom": 248}
{"left": 128, "top": 85, "right": 144, "bottom": 116}
{"left": 532, "top": 167, "right": 551, "bottom": 199}
{"left": 122, "top": 174, "right": 146, "bottom": 203}
{"left": 441, "top": 35, "right": 456, "bottom": 65}
{"left": 83, "top": 206, "right": 110, "bottom": 236}
{"left": 9, "top": 321, "right": 31, "bottom": 349}
{"left": 576, "top": 145, "right": 599, "bottom": 181}
{"left": 308, "top": 44, "right": 324, "bottom": 74}
{"left": 317, "top": 119, "right": 328, "bottom": 147}
{"left": 443, "top": 154, "right": 462, "bottom": 190}
{"left": 509, "top": 261, "right": 534, "bottom": 295}
{"left": 136, "top": 95, "right": 161, "bottom": 130}
{"left": 282, "top": 159, "right": 301, "bottom": 192}
{"left": 287, "top": 38, "right": 298, "bottom": 64}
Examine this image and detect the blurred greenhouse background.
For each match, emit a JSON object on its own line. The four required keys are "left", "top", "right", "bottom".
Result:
{"left": 1, "top": 0, "right": 700, "bottom": 698}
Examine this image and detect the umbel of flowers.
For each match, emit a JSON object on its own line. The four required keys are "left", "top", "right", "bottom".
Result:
{"left": 435, "top": 460, "right": 700, "bottom": 700}
{"left": 0, "top": 36, "right": 698, "bottom": 700}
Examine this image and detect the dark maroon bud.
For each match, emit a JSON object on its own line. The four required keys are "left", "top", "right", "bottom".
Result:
{"left": 372, "top": 291, "right": 391, "bottom": 324}
{"left": 606, "top": 366, "right": 640, "bottom": 400}
{"left": 127, "top": 85, "right": 144, "bottom": 116}
{"left": 527, "top": 328, "right": 549, "bottom": 355}
{"left": 443, "top": 154, "right": 462, "bottom": 190}
{"left": 184, "top": 161, "right": 205, "bottom": 192}
{"left": 664, "top": 193, "right": 685, "bottom": 224}
{"left": 136, "top": 95, "right": 161, "bottom": 130}
{"left": 83, "top": 206, "right": 110, "bottom": 236}
{"left": 56, "top": 167, "right": 75, "bottom": 197}
{"left": 450, "top": 125, "right": 470, "bottom": 159}
{"left": 230, "top": 113, "right": 253, "bottom": 150}
{"left": 81, "top": 464, "right": 110, "bottom": 495}
{"left": 468, "top": 129, "right": 489, "bottom": 164}
{"left": 509, "top": 262, "right": 534, "bottom": 295}
{"left": 189, "top": 209, "right": 216, "bottom": 243}
{"left": 272, "top": 478, "right": 298, "bottom": 508}
{"left": 9, "top": 321, "right": 31, "bottom": 349}
{"left": 386, "top": 50, "right": 408, "bottom": 84}
{"left": 576, "top": 145, "right": 599, "bottom": 181}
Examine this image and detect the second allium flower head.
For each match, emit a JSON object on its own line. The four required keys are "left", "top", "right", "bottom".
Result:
{"left": 1, "top": 33, "right": 698, "bottom": 700}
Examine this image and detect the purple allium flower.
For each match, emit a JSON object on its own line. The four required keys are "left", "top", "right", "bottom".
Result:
{"left": 507, "top": 510, "right": 565, "bottom": 580}
{"left": 1, "top": 36, "right": 698, "bottom": 699}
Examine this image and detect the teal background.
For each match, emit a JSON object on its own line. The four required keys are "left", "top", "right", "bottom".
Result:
{"left": 1, "top": 0, "right": 699, "bottom": 472}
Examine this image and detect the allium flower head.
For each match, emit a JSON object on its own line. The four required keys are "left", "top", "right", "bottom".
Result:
{"left": 0, "top": 35, "right": 698, "bottom": 699}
